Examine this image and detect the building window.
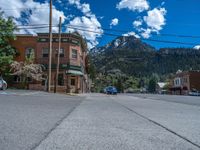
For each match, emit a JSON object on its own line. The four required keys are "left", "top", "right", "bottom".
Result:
{"left": 53, "top": 38, "right": 59, "bottom": 42}
{"left": 55, "top": 48, "right": 64, "bottom": 57}
{"left": 71, "top": 39, "right": 79, "bottom": 45}
{"left": 58, "top": 74, "right": 64, "bottom": 86}
{"left": 62, "top": 38, "right": 69, "bottom": 42}
{"left": 71, "top": 78, "right": 75, "bottom": 86}
{"left": 42, "top": 48, "right": 49, "bottom": 57}
{"left": 72, "top": 49, "right": 77, "bottom": 59}
{"left": 25, "top": 48, "right": 34, "bottom": 58}
{"left": 40, "top": 38, "right": 47, "bottom": 42}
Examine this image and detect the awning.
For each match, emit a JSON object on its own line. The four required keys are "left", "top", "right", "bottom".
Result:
{"left": 66, "top": 70, "right": 83, "bottom": 76}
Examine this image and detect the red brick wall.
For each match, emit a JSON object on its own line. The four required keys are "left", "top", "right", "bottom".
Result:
{"left": 10, "top": 35, "right": 37, "bottom": 62}
{"left": 189, "top": 72, "right": 200, "bottom": 91}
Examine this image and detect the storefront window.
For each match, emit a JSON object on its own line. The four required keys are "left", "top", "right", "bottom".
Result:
{"left": 58, "top": 74, "right": 64, "bottom": 86}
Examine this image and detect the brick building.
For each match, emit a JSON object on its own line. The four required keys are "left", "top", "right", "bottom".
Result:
{"left": 10, "top": 32, "right": 90, "bottom": 93}
{"left": 169, "top": 71, "right": 200, "bottom": 95}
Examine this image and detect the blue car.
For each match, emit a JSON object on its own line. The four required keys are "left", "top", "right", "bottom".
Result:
{"left": 105, "top": 86, "right": 117, "bottom": 95}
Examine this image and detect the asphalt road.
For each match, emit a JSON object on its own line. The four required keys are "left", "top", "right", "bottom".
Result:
{"left": 0, "top": 91, "right": 200, "bottom": 150}
{"left": 0, "top": 90, "right": 82, "bottom": 150}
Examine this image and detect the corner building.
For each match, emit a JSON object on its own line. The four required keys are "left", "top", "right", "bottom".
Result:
{"left": 10, "top": 32, "right": 89, "bottom": 93}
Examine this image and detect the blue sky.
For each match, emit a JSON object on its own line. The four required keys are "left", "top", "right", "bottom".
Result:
{"left": 1, "top": 0, "right": 200, "bottom": 49}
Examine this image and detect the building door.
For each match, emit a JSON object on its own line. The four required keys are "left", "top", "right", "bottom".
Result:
{"left": 70, "top": 77, "right": 76, "bottom": 93}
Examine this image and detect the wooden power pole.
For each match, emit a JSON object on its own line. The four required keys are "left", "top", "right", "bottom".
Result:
{"left": 48, "top": 0, "right": 52, "bottom": 92}
{"left": 54, "top": 17, "right": 62, "bottom": 93}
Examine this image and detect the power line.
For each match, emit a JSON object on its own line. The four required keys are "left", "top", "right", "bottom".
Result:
{"left": 66, "top": 24, "right": 200, "bottom": 39}
{"left": 1, "top": 24, "right": 199, "bottom": 46}
{"left": 1, "top": 7, "right": 55, "bottom": 11}
{"left": 17, "top": 24, "right": 50, "bottom": 27}
{"left": 24, "top": 24, "right": 198, "bottom": 39}
{"left": 1, "top": 23, "right": 200, "bottom": 39}
{"left": 65, "top": 26, "right": 199, "bottom": 46}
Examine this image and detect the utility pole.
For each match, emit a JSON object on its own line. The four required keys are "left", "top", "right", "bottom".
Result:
{"left": 48, "top": 0, "right": 52, "bottom": 92}
{"left": 54, "top": 17, "right": 62, "bottom": 93}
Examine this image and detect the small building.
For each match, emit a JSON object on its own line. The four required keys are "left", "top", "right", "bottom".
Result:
{"left": 156, "top": 82, "right": 167, "bottom": 94}
{"left": 169, "top": 71, "right": 200, "bottom": 95}
{"left": 10, "top": 32, "right": 90, "bottom": 93}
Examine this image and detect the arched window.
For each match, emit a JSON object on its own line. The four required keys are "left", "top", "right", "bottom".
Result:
{"left": 25, "top": 48, "right": 35, "bottom": 58}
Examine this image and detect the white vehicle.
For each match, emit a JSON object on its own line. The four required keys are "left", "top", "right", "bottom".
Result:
{"left": 0, "top": 79, "right": 7, "bottom": 90}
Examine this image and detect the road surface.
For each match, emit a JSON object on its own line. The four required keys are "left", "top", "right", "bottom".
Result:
{"left": 0, "top": 90, "right": 200, "bottom": 150}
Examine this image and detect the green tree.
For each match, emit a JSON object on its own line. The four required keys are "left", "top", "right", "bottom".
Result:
{"left": 88, "top": 55, "right": 96, "bottom": 80}
{"left": 115, "top": 79, "right": 124, "bottom": 93}
{"left": 148, "top": 76, "right": 157, "bottom": 93}
{"left": 0, "top": 11, "right": 17, "bottom": 76}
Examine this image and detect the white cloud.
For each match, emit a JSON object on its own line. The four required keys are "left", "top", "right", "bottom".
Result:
{"left": 194, "top": 45, "right": 200, "bottom": 50}
{"left": 0, "top": 0, "right": 24, "bottom": 18}
{"left": 68, "top": 16, "right": 103, "bottom": 48}
{"left": 68, "top": 0, "right": 91, "bottom": 16}
{"left": 21, "top": 1, "right": 66, "bottom": 34}
{"left": 1, "top": 0, "right": 102, "bottom": 48}
{"left": 0, "top": 0, "right": 67, "bottom": 34}
{"left": 116, "top": 0, "right": 167, "bottom": 39}
{"left": 134, "top": 7, "right": 167, "bottom": 38}
{"left": 67, "top": 0, "right": 103, "bottom": 48}
{"left": 133, "top": 20, "right": 142, "bottom": 27}
{"left": 140, "top": 28, "right": 152, "bottom": 38}
{"left": 123, "top": 32, "right": 140, "bottom": 38}
{"left": 81, "top": 3, "right": 91, "bottom": 14}
{"left": 143, "top": 7, "right": 167, "bottom": 31}
{"left": 117, "top": 0, "right": 149, "bottom": 12}
{"left": 110, "top": 18, "right": 119, "bottom": 28}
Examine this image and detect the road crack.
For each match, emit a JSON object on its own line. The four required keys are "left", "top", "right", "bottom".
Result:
{"left": 30, "top": 100, "right": 83, "bottom": 150}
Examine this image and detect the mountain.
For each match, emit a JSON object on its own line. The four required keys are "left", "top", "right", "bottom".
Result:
{"left": 91, "top": 36, "right": 154, "bottom": 55}
{"left": 90, "top": 36, "right": 200, "bottom": 78}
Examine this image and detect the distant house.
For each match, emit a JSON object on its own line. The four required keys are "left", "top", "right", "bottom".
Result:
{"left": 169, "top": 71, "right": 200, "bottom": 95}
{"left": 156, "top": 82, "right": 167, "bottom": 94}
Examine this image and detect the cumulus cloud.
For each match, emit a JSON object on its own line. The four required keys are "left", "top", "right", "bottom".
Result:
{"left": 133, "top": 20, "right": 142, "bottom": 27}
{"left": 194, "top": 45, "right": 200, "bottom": 50}
{"left": 123, "top": 32, "right": 140, "bottom": 38}
{"left": 67, "top": 0, "right": 103, "bottom": 48}
{"left": 116, "top": 0, "right": 167, "bottom": 39}
{"left": 116, "top": 0, "right": 149, "bottom": 12}
{"left": 0, "top": 0, "right": 24, "bottom": 18}
{"left": 0, "top": 0, "right": 67, "bottom": 34}
{"left": 144, "top": 7, "right": 167, "bottom": 31}
{"left": 110, "top": 18, "right": 119, "bottom": 28}
{"left": 25, "top": 1, "right": 66, "bottom": 34}
{"left": 1, "top": 0, "right": 102, "bottom": 48}
{"left": 68, "top": 0, "right": 91, "bottom": 16}
{"left": 140, "top": 28, "right": 152, "bottom": 38}
{"left": 139, "top": 7, "right": 166, "bottom": 38}
{"left": 68, "top": 16, "right": 103, "bottom": 49}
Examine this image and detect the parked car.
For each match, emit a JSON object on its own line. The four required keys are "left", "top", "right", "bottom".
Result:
{"left": 104, "top": 86, "right": 117, "bottom": 95}
{"left": 189, "top": 90, "right": 200, "bottom": 96}
{"left": 0, "top": 78, "right": 7, "bottom": 90}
